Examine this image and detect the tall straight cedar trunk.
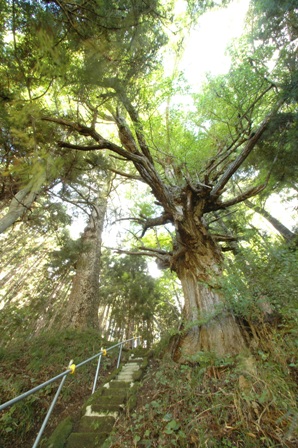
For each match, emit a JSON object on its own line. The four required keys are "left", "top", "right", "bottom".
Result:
{"left": 170, "top": 203, "right": 246, "bottom": 361}
{"left": 61, "top": 195, "right": 107, "bottom": 330}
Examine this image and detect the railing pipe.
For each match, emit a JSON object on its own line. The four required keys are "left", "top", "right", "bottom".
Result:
{"left": 32, "top": 372, "right": 68, "bottom": 448}
{"left": 91, "top": 353, "right": 102, "bottom": 394}
{"left": 0, "top": 335, "right": 141, "bottom": 448}
{"left": 117, "top": 343, "right": 123, "bottom": 369}
{"left": 0, "top": 337, "right": 140, "bottom": 412}
{"left": 0, "top": 368, "right": 72, "bottom": 412}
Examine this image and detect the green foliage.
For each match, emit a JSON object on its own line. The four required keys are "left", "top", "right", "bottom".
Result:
{"left": 247, "top": 110, "right": 298, "bottom": 192}
{"left": 191, "top": 62, "right": 275, "bottom": 169}
{"left": 48, "top": 232, "right": 84, "bottom": 277}
{"left": 0, "top": 0, "right": 171, "bottom": 231}
{"left": 186, "top": 0, "right": 232, "bottom": 19}
{"left": 99, "top": 252, "right": 180, "bottom": 345}
{"left": 223, "top": 240, "right": 298, "bottom": 323}
{"left": 250, "top": 0, "right": 298, "bottom": 47}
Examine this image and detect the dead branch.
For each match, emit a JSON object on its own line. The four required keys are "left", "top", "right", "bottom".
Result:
{"left": 43, "top": 116, "right": 145, "bottom": 163}
{"left": 105, "top": 246, "right": 172, "bottom": 257}
{"left": 211, "top": 234, "right": 238, "bottom": 242}
{"left": 140, "top": 212, "right": 173, "bottom": 237}
{"left": 213, "top": 183, "right": 267, "bottom": 210}
{"left": 108, "top": 167, "right": 144, "bottom": 182}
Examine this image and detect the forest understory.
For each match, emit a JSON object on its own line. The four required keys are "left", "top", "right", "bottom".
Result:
{"left": 1, "top": 321, "right": 298, "bottom": 448}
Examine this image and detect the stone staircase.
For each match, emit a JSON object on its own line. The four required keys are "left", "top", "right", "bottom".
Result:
{"left": 46, "top": 355, "right": 146, "bottom": 448}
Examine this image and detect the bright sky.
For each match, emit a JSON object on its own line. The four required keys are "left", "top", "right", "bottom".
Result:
{"left": 180, "top": 0, "right": 250, "bottom": 87}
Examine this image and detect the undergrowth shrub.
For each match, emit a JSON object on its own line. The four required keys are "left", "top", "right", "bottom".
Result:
{"left": 109, "top": 348, "right": 298, "bottom": 447}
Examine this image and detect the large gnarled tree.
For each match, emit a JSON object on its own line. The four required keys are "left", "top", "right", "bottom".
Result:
{"left": 43, "top": 72, "right": 288, "bottom": 361}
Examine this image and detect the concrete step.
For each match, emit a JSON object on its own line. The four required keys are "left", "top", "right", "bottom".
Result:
{"left": 91, "top": 402, "right": 125, "bottom": 413}
{"left": 103, "top": 380, "right": 131, "bottom": 390}
{"left": 125, "top": 361, "right": 141, "bottom": 367}
{"left": 125, "top": 361, "right": 143, "bottom": 368}
{"left": 120, "top": 368, "right": 139, "bottom": 374}
{"left": 53, "top": 356, "right": 146, "bottom": 448}
{"left": 115, "top": 361, "right": 143, "bottom": 382}
{"left": 117, "top": 373, "right": 135, "bottom": 379}
{"left": 120, "top": 367, "right": 139, "bottom": 373}
{"left": 119, "top": 367, "right": 140, "bottom": 375}
{"left": 66, "top": 431, "right": 109, "bottom": 448}
{"left": 101, "top": 389, "right": 128, "bottom": 400}
{"left": 128, "top": 357, "right": 143, "bottom": 362}
{"left": 78, "top": 416, "right": 115, "bottom": 433}
{"left": 91, "top": 389, "right": 128, "bottom": 403}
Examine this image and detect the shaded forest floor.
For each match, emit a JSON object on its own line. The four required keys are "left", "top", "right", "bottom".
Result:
{"left": 0, "top": 328, "right": 298, "bottom": 448}
{"left": 108, "top": 346, "right": 298, "bottom": 447}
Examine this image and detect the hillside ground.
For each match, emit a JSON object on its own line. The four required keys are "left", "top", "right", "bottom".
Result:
{"left": 0, "top": 325, "right": 298, "bottom": 448}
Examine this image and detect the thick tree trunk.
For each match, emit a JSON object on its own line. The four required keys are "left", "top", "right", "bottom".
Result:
{"left": 171, "top": 211, "right": 247, "bottom": 361}
{"left": 60, "top": 195, "right": 107, "bottom": 330}
{"left": 175, "top": 267, "right": 246, "bottom": 360}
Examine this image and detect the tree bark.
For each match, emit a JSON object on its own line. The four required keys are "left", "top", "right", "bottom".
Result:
{"left": 171, "top": 211, "right": 246, "bottom": 361}
{"left": 60, "top": 194, "right": 107, "bottom": 330}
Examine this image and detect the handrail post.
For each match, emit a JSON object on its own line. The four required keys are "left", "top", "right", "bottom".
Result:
{"left": 117, "top": 343, "right": 123, "bottom": 369}
{"left": 32, "top": 367, "right": 69, "bottom": 448}
{"left": 92, "top": 353, "right": 102, "bottom": 394}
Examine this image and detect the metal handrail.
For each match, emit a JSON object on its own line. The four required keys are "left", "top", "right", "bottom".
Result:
{"left": 0, "top": 336, "right": 140, "bottom": 447}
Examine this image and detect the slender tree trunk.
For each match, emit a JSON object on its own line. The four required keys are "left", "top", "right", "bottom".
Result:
{"left": 98, "top": 304, "right": 110, "bottom": 330}
{"left": 245, "top": 200, "right": 296, "bottom": 242}
{"left": 60, "top": 194, "right": 108, "bottom": 330}
{"left": 0, "top": 186, "right": 38, "bottom": 233}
